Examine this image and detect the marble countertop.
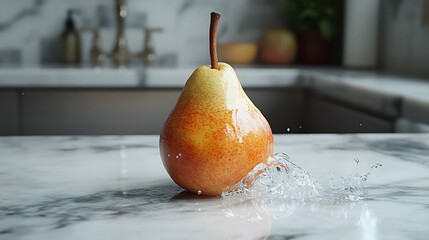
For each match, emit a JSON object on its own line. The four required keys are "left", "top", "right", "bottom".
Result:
{"left": 0, "top": 66, "right": 301, "bottom": 88}
{"left": 1, "top": 134, "right": 429, "bottom": 239}
{"left": 0, "top": 66, "right": 428, "bottom": 106}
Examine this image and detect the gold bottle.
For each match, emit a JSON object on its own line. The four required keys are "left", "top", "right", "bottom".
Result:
{"left": 60, "top": 10, "right": 81, "bottom": 64}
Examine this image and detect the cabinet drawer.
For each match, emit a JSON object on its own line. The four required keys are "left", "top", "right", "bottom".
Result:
{"left": 0, "top": 91, "right": 19, "bottom": 135}
{"left": 305, "top": 96, "right": 394, "bottom": 133}
{"left": 21, "top": 90, "right": 181, "bottom": 135}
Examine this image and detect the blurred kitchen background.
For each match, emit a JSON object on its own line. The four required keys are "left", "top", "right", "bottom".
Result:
{"left": 0, "top": 0, "right": 429, "bottom": 135}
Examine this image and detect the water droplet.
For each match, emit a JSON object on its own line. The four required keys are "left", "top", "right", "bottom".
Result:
{"left": 299, "top": 125, "right": 302, "bottom": 129}
{"left": 176, "top": 155, "right": 179, "bottom": 159}
{"left": 286, "top": 128, "right": 290, "bottom": 132}
{"left": 354, "top": 158, "right": 360, "bottom": 170}
{"left": 197, "top": 190, "right": 202, "bottom": 195}
{"left": 178, "top": 153, "right": 182, "bottom": 156}
{"left": 359, "top": 123, "right": 363, "bottom": 126}
{"left": 330, "top": 173, "right": 335, "bottom": 187}
{"left": 371, "top": 163, "right": 382, "bottom": 169}
{"left": 21, "top": 92, "right": 25, "bottom": 95}
{"left": 167, "top": 154, "right": 170, "bottom": 157}
{"left": 223, "top": 153, "right": 321, "bottom": 200}
{"left": 222, "top": 154, "right": 380, "bottom": 204}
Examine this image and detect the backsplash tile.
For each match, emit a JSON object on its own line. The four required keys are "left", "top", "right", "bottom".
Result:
{"left": 0, "top": 0, "right": 283, "bottom": 67}
{"left": 1, "top": 0, "right": 427, "bottom": 78}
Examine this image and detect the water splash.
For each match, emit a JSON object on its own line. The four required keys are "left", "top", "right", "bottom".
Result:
{"left": 222, "top": 153, "right": 382, "bottom": 203}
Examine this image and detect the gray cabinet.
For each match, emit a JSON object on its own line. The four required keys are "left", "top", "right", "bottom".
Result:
{"left": 304, "top": 94, "right": 394, "bottom": 133}
{"left": 21, "top": 90, "right": 181, "bottom": 135}
{"left": 0, "top": 91, "right": 19, "bottom": 135}
{"left": 247, "top": 88, "right": 304, "bottom": 133}
{"left": 0, "top": 87, "right": 403, "bottom": 135}
{"left": 19, "top": 88, "right": 302, "bottom": 135}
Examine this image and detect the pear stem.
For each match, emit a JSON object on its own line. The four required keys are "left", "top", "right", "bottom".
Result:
{"left": 210, "top": 12, "right": 221, "bottom": 70}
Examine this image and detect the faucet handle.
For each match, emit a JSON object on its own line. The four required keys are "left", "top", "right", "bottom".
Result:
{"left": 90, "top": 29, "right": 106, "bottom": 66}
{"left": 140, "top": 27, "right": 163, "bottom": 66}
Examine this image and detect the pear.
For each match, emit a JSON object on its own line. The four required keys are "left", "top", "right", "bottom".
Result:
{"left": 159, "top": 12, "right": 273, "bottom": 196}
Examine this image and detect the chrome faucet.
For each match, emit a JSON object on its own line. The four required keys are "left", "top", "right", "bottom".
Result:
{"left": 90, "top": 29, "right": 106, "bottom": 66}
{"left": 86, "top": 0, "right": 163, "bottom": 67}
{"left": 111, "top": 0, "right": 130, "bottom": 66}
{"left": 138, "top": 28, "right": 163, "bottom": 66}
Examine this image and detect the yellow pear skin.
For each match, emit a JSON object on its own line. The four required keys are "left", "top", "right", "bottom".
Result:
{"left": 160, "top": 63, "right": 274, "bottom": 196}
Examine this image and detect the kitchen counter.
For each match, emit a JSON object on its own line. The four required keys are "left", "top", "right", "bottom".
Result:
{"left": 1, "top": 67, "right": 428, "bottom": 125}
{"left": 0, "top": 66, "right": 301, "bottom": 88}
{"left": 0, "top": 67, "right": 428, "bottom": 136}
{"left": 1, "top": 134, "right": 429, "bottom": 239}
{"left": 0, "top": 67, "right": 428, "bottom": 102}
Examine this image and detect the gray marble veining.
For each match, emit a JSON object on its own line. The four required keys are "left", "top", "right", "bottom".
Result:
{"left": 1, "top": 0, "right": 429, "bottom": 78}
{"left": 0, "top": 0, "right": 283, "bottom": 67}
{"left": 1, "top": 134, "right": 429, "bottom": 239}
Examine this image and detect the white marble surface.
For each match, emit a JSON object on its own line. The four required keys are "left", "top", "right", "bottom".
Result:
{"left": 0, "top": 67, "right": 428, "bottom": 96}
{"left": 1, "top": 134, "right": 429, "bottom": 239}
{"left": 301, "top": 69, "right": 429, "bottom": 125}
{"left": 0, "top": 67, "right": 142, "bottom": 87}
{"left": 0, "top": 66, "right": 302, "bottom": 88}
{"left": 304, "top": 70, "right": 429, "bottom": 110}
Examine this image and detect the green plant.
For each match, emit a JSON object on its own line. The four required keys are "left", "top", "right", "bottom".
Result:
{"left": 283, "top": 0, "right": 337, "bottom": 40}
